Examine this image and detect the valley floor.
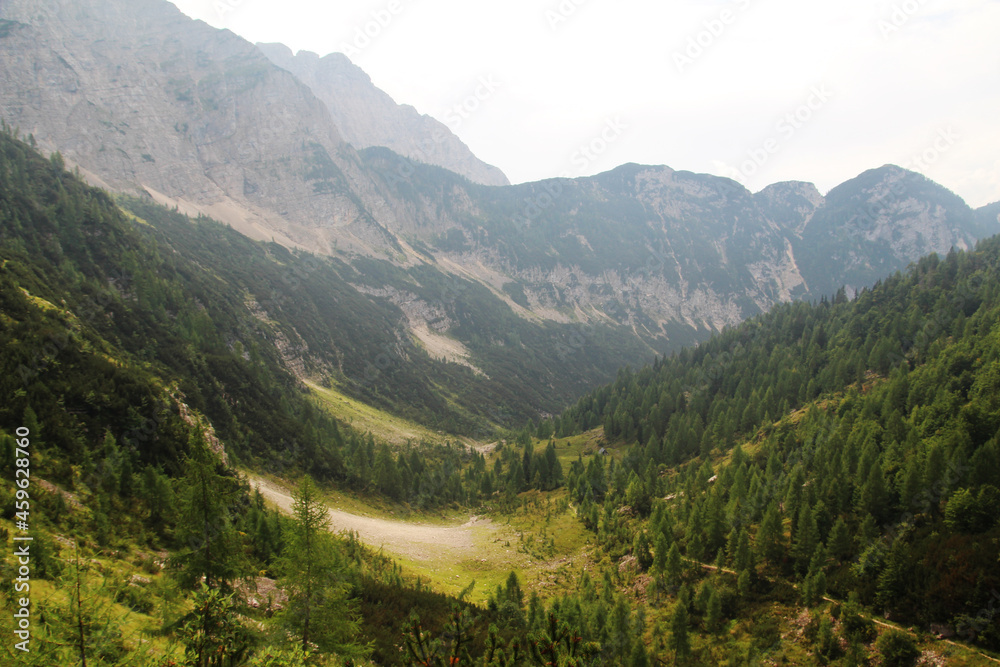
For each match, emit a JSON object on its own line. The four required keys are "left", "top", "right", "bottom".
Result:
{"left": 249, "top": 474, "right": 487, "bottom": 562}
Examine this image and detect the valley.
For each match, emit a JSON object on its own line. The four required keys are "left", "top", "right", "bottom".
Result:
{"left": 0, "top": 0, "right": 999, "bottom": 664}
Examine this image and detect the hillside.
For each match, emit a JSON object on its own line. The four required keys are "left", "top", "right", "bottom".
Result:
{"left": 0, "top": 0, "right": 994, "bottom": 391}
{"left": 3, "top": 127, "right": 1000, "bottom": 665}
{"left": 552, "top": 233, "right": 1000, "bottom": 655}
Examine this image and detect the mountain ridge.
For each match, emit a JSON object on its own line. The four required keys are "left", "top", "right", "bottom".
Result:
{"left": 256, "top": 42, "right": 510, "bottom": 188}
{"left": 0, "top": 0, "right": 996, "bottom": 405}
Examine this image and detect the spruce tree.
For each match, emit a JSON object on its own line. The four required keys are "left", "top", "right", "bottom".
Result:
{"left": 669, "top": 602, "right": 691, "bottom": 660}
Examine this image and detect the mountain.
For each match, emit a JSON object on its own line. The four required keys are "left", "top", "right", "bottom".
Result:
{"left": 793, "top": 165, "right": 989, "bottom": 297}
{"left": 978, "top": 200, "right": 1000, "bottom": 230}
{"left": 0, "top": 0, "right": 404, "bottom": 257}
{"left": 4, "top": 127, "right": 1000, "bottom": 665}
{"left": 0, "top": 0, "right": 994, "bottom": 433}
{"left": 256, "top": 42, "right": 509, "bottom": 188}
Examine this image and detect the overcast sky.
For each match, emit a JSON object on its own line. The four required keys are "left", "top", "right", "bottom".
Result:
{"left": 168, "top": 0, "right": 999, "bottom": 207}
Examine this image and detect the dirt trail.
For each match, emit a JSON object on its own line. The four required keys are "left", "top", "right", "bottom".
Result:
{"left": 248, "top": 476, "right": 491, "bottom": 562}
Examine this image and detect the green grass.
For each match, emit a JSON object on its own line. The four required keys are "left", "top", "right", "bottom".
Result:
{"left": 308, "top": 380, "right": 478, "bottom": 448}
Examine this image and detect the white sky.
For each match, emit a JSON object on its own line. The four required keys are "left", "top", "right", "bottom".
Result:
{"left": 169, "top": 0, "right": 1000, "bottom": 207}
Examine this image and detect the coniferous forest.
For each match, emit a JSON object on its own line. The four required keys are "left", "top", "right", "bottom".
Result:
{"left": 2, "top": 125, "right": 1000, "bottom": 667}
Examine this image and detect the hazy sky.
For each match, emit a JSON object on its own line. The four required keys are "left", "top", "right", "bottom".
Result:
{"left": 169, "top": 0, "right": 999, "bottom": 207}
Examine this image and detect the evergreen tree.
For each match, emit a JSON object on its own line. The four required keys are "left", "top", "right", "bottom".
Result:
{"left": 279, "top": 476, "right": 360, "bottom": 654}
{"left": 828, "top": 516, "right": 852, "bottom": 562}
{"left": 669, "top": 602, "right": 691, "bottom": 660}
{"left": 665, "top": 543, "right": 683, "bottom": 590}
{"left": 706, "top": 589, "right": 723, "bottom": 633}
{"left": 633, "top": 530, "right": 653, "bottom": 571}
{"left": 757, "top": 502, "right": 784, "bottom": 566}
{"left": 172, "top": 435, "right": 245, "bottom": 590}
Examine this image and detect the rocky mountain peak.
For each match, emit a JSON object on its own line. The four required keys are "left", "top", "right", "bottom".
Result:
{"left": 754, "top": 181, "right": 825, "bottom": 235}
{"left": 256, "top": 42, "right": 510, "bottom": 188}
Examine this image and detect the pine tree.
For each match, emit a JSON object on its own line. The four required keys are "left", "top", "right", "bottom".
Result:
{"left": 633, "top": 530, "right": 653, "bottom": 571}
{"left": 652, "top": 533, "right": 669, "bottom": 577}
{"left": 629, "top": 639, "right": 650, "bottom": 667}
{"left": 734, "top": 530, "right": 754, "bottom": 573}
{"left": 665, "top": 542, "right": 683, "bottom": 590}
{"left": 373, "top": 443, "right": 401, "bottom": 500}
{"left": 757, "top": 502, "right": 784, "bottom": 566}
{"left": 828, "top": 517, "right": 852, "bottom": 563}
{"left": 706, "top": 589, "right": 723, "bottom": 633}
{"left": 172, "top": 435, "right": 245, "bottom": 590}
{"left": 669, "top": 602, "right": 691, "bottom": 660}
{"left": 794, "top": 503, "right": 820, "bottom": 575}
{"left": 279, "top": 475, "right": 359, "bottom": 654}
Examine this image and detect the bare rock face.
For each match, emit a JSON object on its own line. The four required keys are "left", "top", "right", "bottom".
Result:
{"left": 0, "top": 0, "right": 991, "bottom": 346}
{"left": 256, "top": 42, "right": 509, "bottom": 188}
{"left": 794, "top": 165, "right": 985, "bottom": 296}
{"left": 754, "top": 181, "right": 825, "bottom": 235}
{"left": 0, "top": 0, "right": 401, "bottom": 255}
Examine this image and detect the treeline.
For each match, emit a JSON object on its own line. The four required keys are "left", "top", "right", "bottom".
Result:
{"left": 549, "top": 237, "right": 1000, "bottom": 650}
{"left": 0, "top": 128, "right": 489, "bottom": 510}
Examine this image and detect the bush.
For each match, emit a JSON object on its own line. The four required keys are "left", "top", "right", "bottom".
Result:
{"left": 876, "top": 629, "right": 920, "bottom": 667}
{"left": 841, "top": 603, "right": 876, "bottom": 643}
{"left": 115, "top": 583, "right": 155, "bottom": 614}
{"left": 751, "top": 615, "right": 781, "bottom": 651}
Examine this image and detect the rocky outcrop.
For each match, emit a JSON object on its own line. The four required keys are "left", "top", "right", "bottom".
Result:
{"left": 257, "top": 43, "right": 509, "bottom": 188}
{"left": 0, "top": 0, "right": 991, "bottom": 347}
{"left": 795, "top": 166, "right": 985, "bottom": 296}
{"left": 0, "top": 0, "right": 403, "bottom": 256}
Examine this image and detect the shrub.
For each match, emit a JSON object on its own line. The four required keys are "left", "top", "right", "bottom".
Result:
{"left": 876, "top": 629, "right": 920, "bottom": 667}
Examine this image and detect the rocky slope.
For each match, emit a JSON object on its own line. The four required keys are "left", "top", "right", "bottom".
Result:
{"left": 0, "top": 0, "right": 405, "bottom": 257}
{"left": 0, "top": 0, "right": 993, "bottom": 358}
{"left": 256, "top": 42, "right": 509, "bottom": 188}
{"left": 794, "top": 166, "right": 990, "bottom": 296}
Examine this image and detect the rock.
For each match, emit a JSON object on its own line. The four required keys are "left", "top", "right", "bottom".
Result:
{"left": 257, "top": 43, "right": 509, "bottom": 187}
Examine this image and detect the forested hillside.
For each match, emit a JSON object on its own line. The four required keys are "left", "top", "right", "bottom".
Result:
{"left": 552, "top": 234, "right": 1000, "bottom": 651}
{"left": 0, "top": 127, "right": 505, "bottom": 665}
{"left": 0, "top": 126, "right": 499, "bottom": 503}
{"left": 3, "top": 123, "right": 1000, "bottom": 666}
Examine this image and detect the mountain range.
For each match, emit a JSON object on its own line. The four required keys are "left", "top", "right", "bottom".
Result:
{"left": 3, "top": 0, "right": 1000, "bottom": 663}
{"left": 0, "top": 0, "right": 997, "bottom": 430}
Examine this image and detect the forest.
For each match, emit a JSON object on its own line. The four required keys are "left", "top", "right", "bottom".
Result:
{"left": 2, "top": 127, "right": 1000, "bottom": 665}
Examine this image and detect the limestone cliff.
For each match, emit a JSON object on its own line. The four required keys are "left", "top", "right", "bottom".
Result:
{"left": 256, "top": 42, "right": 509, "bottom": 188}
